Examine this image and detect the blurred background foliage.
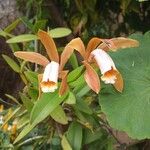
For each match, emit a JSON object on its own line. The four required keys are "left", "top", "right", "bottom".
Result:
{"left": 17, "top": 0, "right": 150, "bottom": 40}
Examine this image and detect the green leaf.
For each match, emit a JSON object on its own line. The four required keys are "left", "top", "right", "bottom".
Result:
{"left": 4, "top": 19, "right": 21, "bottom": 33}
{"left": 76, "top": 85, "right": 90, "bottom": 98}
{"left": 24, "top": 71, "right": 38, "bottom": 88}
{"left": 6, "top": 34, "right": 38, "bottom": 43}
{"left": 49, "top": 27, "right": 72, "bottom": 38}
{"left": 67, "top": 66, "right": 84, "bottom": 82}
{"left": 13, "top": 123, "right": 36, "bottom": 144}
{"left": 76, "top": 99, "right": 92, "bottom": 115}
{"left": 83, "top": 129, "right": 103, "bottom": 145}
{"left": 67, "top": 122, "right": 82, "bottom": 150}
{"left": 30, "top": 92, "right": 68, "bottom": 126}
{"left": 33, "top": 19, "right": 47, "bottom": 33}
{"left": 69, "top": 53, "right": 78, "bottom": 69}
{"left": 0, "top": 30, "right": 13, "bottom": 38}
{"left": 19, "top": 93, "right": 34, "bottom": 113}
{"left": 2, "top": 54, "right": 20, "bottom": 72}
{"left": 20, "top": 17, "right": 34, "bottom": 31}
{"left": 100, "top": 32, "right": 150, "bottom": 139}
{"left": 50, "top": 105, "right": 68, "bottom": 125}
{"left": 61, "top": 135, "right": 72, "bottom": 150}
{"left": 9, "top": 43, "right": 21, "bottom": 52}
{"left": 5, "top": 94, "right": 20, "bottom": 105}
{"left": 138, "top": 0, "right": 148, "bottom": 2}
{"left": 17, "top": 114, "right": 29, "bottom": 129}
{"left": 65, "top": 91, "right": 76, "bottom": 104}
{"left": 27, "top": 88, "right": 38, "bottom": 101}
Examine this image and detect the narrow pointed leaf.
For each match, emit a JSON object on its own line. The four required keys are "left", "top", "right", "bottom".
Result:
{"left": 4, "top": 19, "right": 21, "bottom": 33}
{"left": 60, "top": 38, "right": 85, "bottom": 70}
{"left": 33, "top": 20, "right": 47, "bottom": 33}
{"left": 83, "top": 61, "right": 100, "bottom": 94}
{"left": 2, "top": 54, "right": 20, "bottom": 73}
{"left": 30, "top": 92, "right": 67, "bottom": 126}
{"left": 14, "top": 51, "right": 49, "bottom": 67}
{"left": 67, "top": 66, "right": 84, "bottom": 82}
{"left": 61, "top": 135, "right": 72, "bottom": 150}
{"left": 38, "top": 30, "right": 59, "bottom": 62}
{"left": 6, "top": 34, "right": 38, "bottom": 43}
{"left": 5, "top": 94, "right": 20, "bottom": 105}
{"left": 13, "top": 123, "right": 36, "bottom": 144}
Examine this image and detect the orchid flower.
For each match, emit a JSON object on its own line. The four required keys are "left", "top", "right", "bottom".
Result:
{"left": 14, "top": 30, "right": 68, "bottom": 95}
{"left": 60, "top": 37, "right": 139, "bottom": 93}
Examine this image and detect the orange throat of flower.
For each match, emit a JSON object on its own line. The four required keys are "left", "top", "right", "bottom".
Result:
{"left": 40, "top": 81, "right": 58, "bottom": 93}
{"left": 101, "top": 68, "right": 118, "bottom": 84}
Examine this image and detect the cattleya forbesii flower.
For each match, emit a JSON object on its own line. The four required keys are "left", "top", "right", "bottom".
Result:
{"left": 60, "top": 37, "right": 139, "bottom": 93}
{"left": 14, "top": 30, "right": 68, "bottom": 95}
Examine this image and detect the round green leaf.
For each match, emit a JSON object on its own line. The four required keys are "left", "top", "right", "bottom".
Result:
{"left": 99, "top": 32, "right": 150, "bottom": 139}
{"left": 49, "top": 27, "right": 72, "bottom": 38}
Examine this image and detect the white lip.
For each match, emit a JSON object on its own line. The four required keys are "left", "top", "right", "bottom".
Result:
{"left": 41, "top": 61, "right": 59, "bottom": 92}
{"left": 91, "top": 48, "right": 117, "bottom": 84}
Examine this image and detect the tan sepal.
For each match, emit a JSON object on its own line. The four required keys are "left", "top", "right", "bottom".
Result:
{"left": 113, "top": 71, "right": 123, "bottom": 92}
{"left": 38, "top": 74, "right": 43, "bottom": 99}
{"left": 98, "top": 37, "right": 139, "bottom": 51}
{"left": 14, "top": 51, "right": 49, "bottom": 67}
{"left": 83, "top": 61, "right": 100, "bottom": 94}
{"left": 59, "top": 70, "right": 69, "bottom": 96}
{"left": 38, "top": 30, "right": 59, "bottom": 62}
{"left": 85, "top": 37, "right": 103, "bottom": 60}
{"left": 60, "top": 38, "right": 85, "bottom": 71}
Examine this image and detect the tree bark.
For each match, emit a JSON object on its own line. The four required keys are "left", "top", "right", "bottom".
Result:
{"left": 0, "top": 0, "right": 25, "bottom": 103}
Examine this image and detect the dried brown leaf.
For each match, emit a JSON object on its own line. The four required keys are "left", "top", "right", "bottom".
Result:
{"left": 83, "top": 61, "right": 100, "bottom": 94}
{"left": 14, "top": 51, "right": 49, "bottom": 67}
{"left": 38, "top": 30, "right": 59, "bottom": 62}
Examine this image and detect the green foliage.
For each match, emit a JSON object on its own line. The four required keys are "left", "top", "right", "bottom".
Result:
{"left": 66, "top": 122, "right": 83, "bottom": 150}
{"left": 100, "top": 32, "right": 150, "bottom": 139}
{"left": 49, "top": 27, "right": 72, "bottom": 38}
{"left": 6, "top": 34, "right": 38, "bottom": 43}
{"left": 2, "top": 55, "right": 20, "bottom": 73}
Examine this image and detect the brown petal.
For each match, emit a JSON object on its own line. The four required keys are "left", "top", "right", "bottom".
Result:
{"left": 38, "top": 30, "right": 59, "bottom": 62}
{"left": 60, "top": 38, "right": 85, "bottom": 71}
{"left": 59, "top": 70, "right": 69, "bottom": 96}
{"left": 85, "top": 37, "right": 103, "bottom": 60}
{"left": 14, "top": 51, "right": 49, "bottom": 67}
{"left": 98, "top": 37, "right": 139, "bottom": 51}
{"left": 83, "top": 61, "right": 100, "bottom": 94}
{"left": 113, "top": 72, "right": 123, "bottom": 92}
